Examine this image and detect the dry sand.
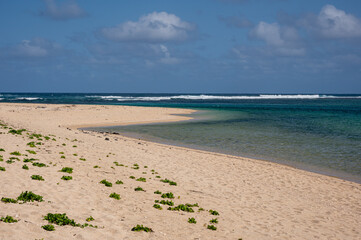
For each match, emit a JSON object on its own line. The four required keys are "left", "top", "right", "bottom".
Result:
{"left": 0, "top": 103, "right": 360, "bottom": 240}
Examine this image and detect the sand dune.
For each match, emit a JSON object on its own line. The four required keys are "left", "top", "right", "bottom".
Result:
{"left": 0, "top": 103, "right": 360, "bottom": 240}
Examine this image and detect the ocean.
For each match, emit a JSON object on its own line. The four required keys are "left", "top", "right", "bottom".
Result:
{"left": 1, "top": 93, "right": 360, "bottom": 182}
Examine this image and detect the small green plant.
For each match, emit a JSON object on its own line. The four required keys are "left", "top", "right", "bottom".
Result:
{"left": 109, "top": 192, "right": 120, "bottom": 200}
{"left": 154, "top": 190, "right": 162, "bottom": 194}
{"left": 168, "top": 204, "right": 194, "bottom": 212}
{"left": 0, "top": 148, "right": 5, "bottom": 151}
{"left": 79, "top": 158, "right": 86, "bottom": 161}
{"left": 31, "top": 175, "right": 44, "bottom": 181}
{"left": 153, "top": 204, "right": 162, "bottom": 210}
{"left": 44, "top": 213, "right": 79, "bottom": 227}
{"left": 115, "top": 180, "right": 123, "bottom": 184}
{"left": 160, "top": 178, "right": 177, "bottom": 186}
{"left": 60, "top": 155, "right": 66, "bottom": 159}
{"left": 188, "top": 217, "right": 197, "bottom": 224}
{"left": 27, "top": 142, "right": 36, "bottom": 148}
{"left": 61, "top": 176, "right": 72, "bottom": 181}
{"left": 62, "top": 143, "right": 66, "bottom": 146}
{"left": 44, "top": 136, "right": 50, "bottom": 140}
{"left": 6, "top": 159, "right": 14, "bottom": 164}
{"left": 100, "top": 179, "right": 112, "bottom": 187}
{"left": 1, "top": 197, "right": 17, "bottom": 203}
{"left": 72, "top": 145, "right": 77, "bottom": 148}
{"left": 0, "top": 166, "right": 5, "bottom": 171}
{"left": 26, "top": 150, "right": 36, "bottom": 154}
{"left": 8, "top": 129, "right": 26, "bottom": 135}
{"left": 136, "top": 177, "right": 146, "bottom": 182}
{"left": 209, "top": 210, "right": 219, "bottom": 216}
{"left": 23, "top": 158, "right": 37, "bottom": 162}
{"left": 207, "top": 225, "right": 217, "bottom": 231}
{"left": 158, "top": 200, "right": 174, "bottom": 206}
{"left": 93, "top": 165, "right": 100, "bottom": 168}
{"left": 129, "top": 176, "right": 135, "bottom": 179}
{"left": 134, "top": 187, "right": 145, "bottom": 192}
{"left": 155, "top": 176, "right": 161, "bottom": 178}
{"left": 131, "top": 224, "right": 153, "bottom": 232}
{"left": 198, "top": 208, "right": 205, "bottom": 212}
{"left": 86, "top": 216, "right": 94, "bottom": 222}
{"left": 73, "top": 153, "right": 77, "bottom": 156}
{"left": 10, "top": 151, "right": 21, "bottom": 156}
{"left": 132, "top": 164, "right": 139, "bottom": 170}
{"left": 32, "top": 162, "right": 47, "bottom": 167}
{"left": 59, "top": 152, "right": 64, "bottom": 154}
{"left": 22, "top": 164, "right": 29, "bottom": 170}
{"left": 60, "top": 167, "right": 73, "bottom": 173}
{"left": 186, "top": 203, "right": 199, "bottom": 207}
{"left": 17, "top": 191, "right": 44, "bottom": 202}
{"left": 0, "top": 215, "right": 18, "bottom": 223}
{"left": 42, "top": 224, "right": 55, "bottom": 231}
{"left": 210, "top": 218, "right": 218, "bottom": 224}
{"left": 161, "top": 192, "right": 174, "bottom": 199}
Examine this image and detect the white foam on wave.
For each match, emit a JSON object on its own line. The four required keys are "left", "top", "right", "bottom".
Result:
{"left": 86, "top": 94, "right": 361, "bottom": 101}
{"left": 16, "top": 97, "right": 42, "bottom": 100}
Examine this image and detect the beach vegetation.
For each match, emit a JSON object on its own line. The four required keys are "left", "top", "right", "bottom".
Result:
{"left": 129, "top": 176, "right": 135, "bottom": 179}
{"left": 158, "top": 200, "right": 174, "bottom": 206}
{"left": 155, "top": 176, "right": 161, "bottom": 178}
{"left": 60, "top": 167, "right": 73, "bottom": 173}
{"left": 134, "top": 187, "right": 145, "bottom": 191}
{"left": 154, "top": 190, "right": 162, "bottom": 194}
{"left": 26, "top": 150, "right": 36, "bottom": 154}
{"left": 186, "top": 203, "right": 199, "bottom": 207}
{"left": 161, "top": 192, "right": 174, "bottom": 199}
{"left": 210, "top": 218, "right": 218, "bottom": 224}
{"left": 0, "top": 166, "right": 5, "bottom": 171}
{"left": 168, "top": 204, "right": 194, "bottom": 212}
{"left": 109, "top": 192, "right": 120, "bottom": 200}
{"left": 60, "top": 155, "right": 65, "bottom": 159}
{"left": 86, "top": 216, "right": 94, "bottom": 222}
{"left": 115, "top": 180, "right": 123, "bottom": 184}
{"left": 160, "top": 178, "right": 177, "bottom": 186}
{"left": 100, "top": 179, "right": 112, "bottom": 187}
{"left": 22, "top": 164, "right": 29, "bottom": 170}
{"left": 131, "top": 224, "right": 153, "bottom": 232}
{"left": 1, "top": 197, "right": 17, "bottom": 203}
{"left": 0, "top": 148, "right": 5, "bottom": 151}
{"left": 0, "top": 215, "right": 18, "bottom": 223}
{"left": 44, "top": 136, "right": 50, "bottom": 140}
{"left": 27, "top": 142, "right": 36, "bottom": 148}
{"left": 8, "top": 129, "right": 26, "bottom": 135}
{"left": 61, "top": 176, "right": 72, "bottom": 181}
{"left": 188, "top": 217, "right": 197, "bottom": 224}
{"left": 93, "top": 165, "right": 100, "bottom": 168}
{"left": 17, "top": 191, "right": 43, "bottom": 202}
{"left": 144, "top": 166, "right": 148, "bottom": 168}
{"left": 62, "top": 143, "right": 66, "bottom": 146}
{"left": 6, "top": 159, "right": 14, "bottom": 164}
{"left": 31, "top": 175, "right": 44, "bottom": 181}
{"left": 44, "top": 213, "right": 79, "bottom": 227}
{"left": 209, "top": 210, "right": 219, "bottom": 216}
{"left": 32, "top": 162, "right": 47, "bottom": 167}
{"left": 153, "top": 204, "right": 162, "bottom": 210}
{"left": 42, "top": 224, "right": 55, "bottom": 231}
{"left": 79, "top": 158, "right": 86, "bottom": 161}
{"left": 73, "top": 153, "right": 77, "bottom": 156}
{"left": 10, "top": 151, "right": 21, "bottom": 156}
{"left": 136, "top": 177, "right": 146, "bottom": 182}
{"left": 72, "top": 145, "right": 77, "bottom": 148}
{"left": 59, "top": 152, "right": 64, "bottom": 154}
{"left": 23, "top": 158, "right": 37, "bottom": 162}
{"left": 207, "top": 225, "right": 217, "bottom": 230}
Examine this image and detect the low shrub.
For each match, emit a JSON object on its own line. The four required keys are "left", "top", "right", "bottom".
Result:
{"left": 42, "top": 224, "right": 55, "bottom": 231}
{"left": 188, "top": 217, "right": 197, "bottom": 224}
{"left": 60, "top": 167, "right": 73, "bottom": 174}
{"left": 0, "top": 215, "right": 18, "bottom": 223}
{"left": 61, "top": 176, "right": 72, "bottom": 181}
{"left": 31, "top": 175, "right": 44, "bottom": 181}
{"left": 100, "top": 179, "right": 112, "bottom": 187}
{"left": 109, "top": 192, "right": 120, "bottom": 200}
{"left": 131, "top": 224, "right": 153, "bottom": 232}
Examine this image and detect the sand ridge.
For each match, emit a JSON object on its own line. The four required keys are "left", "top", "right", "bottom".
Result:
{"left": 0, "top": 103, "right": 360, "bottom": 240}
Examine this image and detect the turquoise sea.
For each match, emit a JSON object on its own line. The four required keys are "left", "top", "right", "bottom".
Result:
{"left": 1, "top": 93, "right": 361, "bottom": 182}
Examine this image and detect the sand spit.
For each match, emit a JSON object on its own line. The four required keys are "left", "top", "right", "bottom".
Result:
{"left": 0, "top": 103, "right": 360, "bottom": 240}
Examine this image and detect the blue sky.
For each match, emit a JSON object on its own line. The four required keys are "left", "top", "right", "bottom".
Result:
{"left": 0, "top": 0, "right": 361, "bottom": 93}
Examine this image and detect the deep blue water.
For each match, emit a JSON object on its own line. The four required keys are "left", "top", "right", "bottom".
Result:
{"left": 1, "top": 93, "right": 361, "bottom": 182}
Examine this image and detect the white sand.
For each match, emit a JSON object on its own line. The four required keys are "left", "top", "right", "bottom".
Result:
{"left": 0, "top": 103, "right": 360, "bottom": 240}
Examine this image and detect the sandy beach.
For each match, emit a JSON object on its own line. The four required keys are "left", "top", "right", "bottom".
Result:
{"left": 0, "top": 103, "right": 360, "bottom": 240}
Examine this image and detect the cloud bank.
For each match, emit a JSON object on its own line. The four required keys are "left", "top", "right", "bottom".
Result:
{"left": 40, "top": 0, "right": 87, "bottom": 21}
{"left": 101, "top": 12, "right": 195, "bottom": 43}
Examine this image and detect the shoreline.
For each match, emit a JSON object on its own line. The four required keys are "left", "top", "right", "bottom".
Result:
{"left": 0, "top": 102, "right": 360, "bottom": 240}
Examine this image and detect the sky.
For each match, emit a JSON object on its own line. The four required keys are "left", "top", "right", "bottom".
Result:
{"left": 0, "top": 0, "right": 361, "bottom": 93}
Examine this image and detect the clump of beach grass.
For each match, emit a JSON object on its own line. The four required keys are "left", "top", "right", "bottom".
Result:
{"left": 115, "top": 180, "right": 123, "bottom": 184}
{"left": 154, "top": 190, "right": 162, "bottom": 194}
{"left": 161, "top": 192, "right": 174, "bottom": 199}
{"left": 0, "top": 215, "right": 18, "bottom": 223}
{"left": 60, "top": 167, "right": 73, "bottom": 173}
{"left": 17, "top": 191, "right": 43, "bottom": 202}
{"left": 207, "top": 225, "right": 217, "bottom": 230}
{"left": 0, "top": 166, "right": 5, "bottom": 171}
{"left": 210, "top": 218, "right": 218, "bottom": 224}
{"left": 32, "top": 162, "right": 47, "bottom": 167}
{"left": 168, "top": 204, "right": 194, "bottom": 212}
{"left": 26, "top": 150, "right": 36, "bottom": 154}
{"left": 31, "top": 175, "right": 44, "bottom": 181}
{"left": 136, "top": 177, "right": 146, "bottom": 182}
{"left": 100, "top": 179, "right": 112, "bottom": 187}
{"left": 209, "top": 210, "right": 219, "bottom": 216}
{"left": 10, "top": 151, "right": 21, "bottom": 156}
{"left": 109, "top": 192, "right": 120, "bottom": 200}
{"left": 1, "top": 197, "right": 17, "bottom": 203}
{"left": 42, "top": 224, "right": 55, "bottom": 231}
{"left": 160, "top": 178, "right": 177, "bottom": 186}
{"left": 153, "top": 204, "right": 162, "bottom": 210}
{"left": 188, "top": 217, "right": 197, "bottom": 224}
{"left": 61, "top": 176, "right": 72, "bottom": 181}
{"left": 131, "top": 224, "right": 153, "bottom": 232}
{"left": 134, "top": 186, "right": 145, "bottom": 192}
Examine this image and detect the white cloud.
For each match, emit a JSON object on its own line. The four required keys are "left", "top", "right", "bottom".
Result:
{"left": 316, "top": 5, "right": 361, "bottom": 38}
{"left": 101, "top": 12, "right": 195, "bottom": 42}
{"left": 14, "top": 40, "right": 48, "bottom": 57}
{"left": 40, "top": 0, "right": 87, "bottom": 20}
{"left": 250, "top": 22, "right": 304, "bottom": 56}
